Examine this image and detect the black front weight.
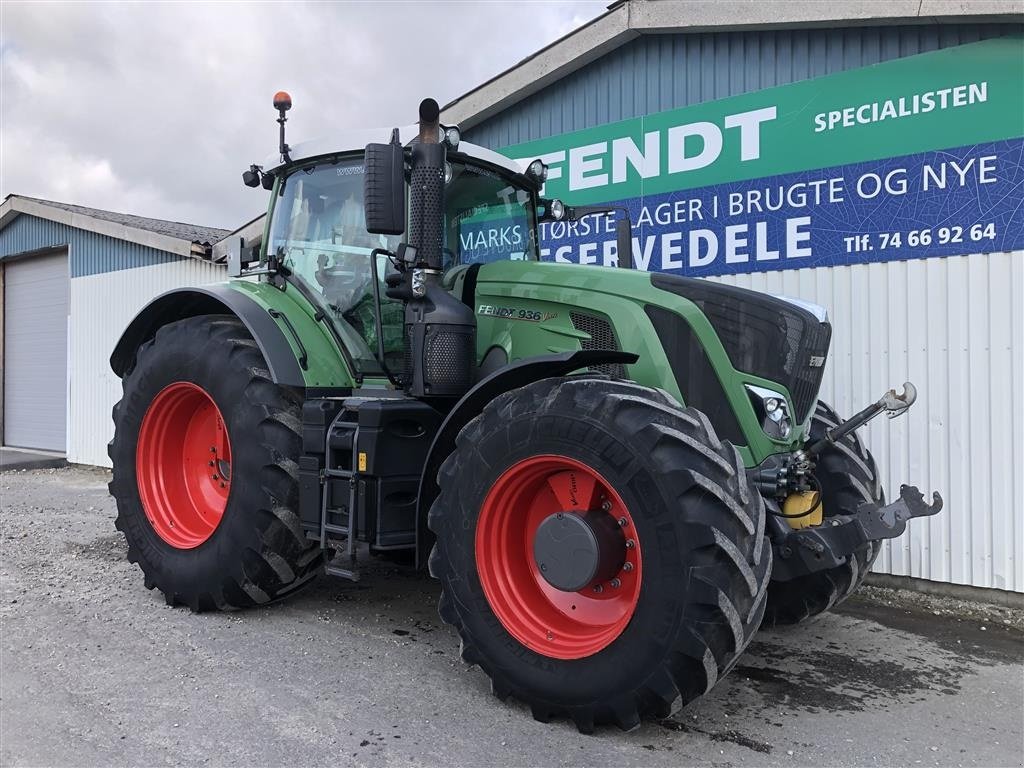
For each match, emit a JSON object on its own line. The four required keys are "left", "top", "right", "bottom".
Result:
{"left": 772, "top": 485, "right": 943, "bottom": 582}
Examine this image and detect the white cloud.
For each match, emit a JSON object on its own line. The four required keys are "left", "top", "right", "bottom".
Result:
{"left": 0, "top": 0, "right": 607, "bottom": 230}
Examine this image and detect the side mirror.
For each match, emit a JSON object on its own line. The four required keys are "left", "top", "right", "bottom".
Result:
{"left": 557, "top": 203, "right": 635, "bottom": 269}
{"left": 226, "top": 237, "right": 246, "bottom": 277}
{"left": 364, "top": 134, "right": 406, "bottom": 236}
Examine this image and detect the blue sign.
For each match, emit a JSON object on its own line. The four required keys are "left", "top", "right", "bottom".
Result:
{"left": 534, "top": 139, "right": 1024, "bottom": 275}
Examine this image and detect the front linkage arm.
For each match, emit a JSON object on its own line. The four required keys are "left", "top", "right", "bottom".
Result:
{"left": 773, "top": 485, "right": 943, "bottom": 582}
{"left": 803, "top": 382, "right": 917, "bottom": 459}
{"left": 757, "top": 383, "right": 921, "bottom": 500}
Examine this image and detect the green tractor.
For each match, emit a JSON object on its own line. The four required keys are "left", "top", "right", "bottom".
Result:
{"left": 109, "top": 94, "right": 941, "bottom": 732}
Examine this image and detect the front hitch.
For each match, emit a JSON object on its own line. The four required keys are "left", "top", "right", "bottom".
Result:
{"left": 772, "top": 485, "right": 943, "bottom": 581}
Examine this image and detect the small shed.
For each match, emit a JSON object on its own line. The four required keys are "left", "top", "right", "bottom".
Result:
{"left": 0, "top": 195, "right": 229, "bottom": 465}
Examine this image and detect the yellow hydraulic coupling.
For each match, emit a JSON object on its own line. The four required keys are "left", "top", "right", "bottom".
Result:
{"left": 783, "top": 491, "right": 823, "bottom": 529}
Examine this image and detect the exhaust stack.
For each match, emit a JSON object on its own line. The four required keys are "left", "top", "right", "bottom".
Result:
{"left": 401, "top": 98, "right": 476, "bottom": 398}
{"left": 407, "top": 98, "right": 446, "bottom": 273}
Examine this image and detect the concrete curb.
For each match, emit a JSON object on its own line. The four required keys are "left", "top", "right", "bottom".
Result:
{"left": 865, "top": 573, "right": 1024, "bottom": 610}
{"left": 0, "top": 448, "right": 68, "bottom": 472}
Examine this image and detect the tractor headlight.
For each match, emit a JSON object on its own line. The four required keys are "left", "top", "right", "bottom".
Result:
{"left": 746, "top": 385, "right": 792, "bottom": 440}
{"left": 443, "top": 125, "right": 461, "bottom": 149}
{"left": 526, "top": 159, "right": 548, "bottom": 184}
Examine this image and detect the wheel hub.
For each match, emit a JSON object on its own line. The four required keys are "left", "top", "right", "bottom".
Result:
{"left": 533, "top": 511, "right": 625, "bottom": 592}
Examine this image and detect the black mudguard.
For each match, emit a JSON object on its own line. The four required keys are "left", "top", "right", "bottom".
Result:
{"left": 414, "top": 349, "right": 639, "bottom": 567}
{"left": 109, "top": 286, "right": 306, "bottom": 388}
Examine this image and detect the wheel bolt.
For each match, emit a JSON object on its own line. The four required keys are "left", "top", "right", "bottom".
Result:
{"left": 618, "top": 517, "right": 628, "bottom": 527}
{"left": 546, "top": 631, "right": 554, "bottom": 641}
{"left": 610, "top": 578, "right": 621, "bottom": 589}
{"left": 208, "top": 461, "right": 215, "bottom": 467}
{"left": 210, "top": 447, "right": 216, "bottom": 453}
{"left": 212, "top": 474, "right": 219, "bottom": 481}
{"left": 593, "top": 584, "right": 604, "bottom": 593}
{"left": 623, "top": 562, "right": 634, "bottom": 572}
{"left": 625, "top": 539, "right": 635, "bottom": 549}
{"left": 601, "top": 499, "right": 612, "bottom": 512}
{"left": 219, "top": 482, "right": 226, "bottom": 488}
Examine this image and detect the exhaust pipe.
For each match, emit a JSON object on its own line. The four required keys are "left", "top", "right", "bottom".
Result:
{"left": 408, "top": 98, "right": 446, "bottom": 273}
{"left": 402, "top": 98, "right": 477, "bottom": 398}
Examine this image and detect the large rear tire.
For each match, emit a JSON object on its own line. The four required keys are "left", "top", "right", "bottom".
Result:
{"left": 427, "top": 378, "right": 770, "bottom": 732}
{"left": 109, "top": 315, "right": 322, "bottom": 611}
{"left": 763, "top": 400, "right": 883, "bottom": 626}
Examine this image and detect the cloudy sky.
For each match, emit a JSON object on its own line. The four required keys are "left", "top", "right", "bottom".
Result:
{"left": 1, "top": 1, "right": 606, "bottom": 231}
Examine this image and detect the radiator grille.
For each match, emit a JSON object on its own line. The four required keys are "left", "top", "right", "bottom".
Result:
{"left": 651, "top": 275, "right": 830, "bottom": 422}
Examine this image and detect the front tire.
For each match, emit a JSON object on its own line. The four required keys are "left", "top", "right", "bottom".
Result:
{"left": 109, "top": 315, "right": 322, "bottom": 611}
{"left": 427, "top": 378, "right": 770, "bottom": 732}
{"left": 763, "top": 400, "right": 884, "bottom": 626}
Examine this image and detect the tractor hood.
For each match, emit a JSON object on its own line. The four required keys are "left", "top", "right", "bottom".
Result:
{"left": 470, "top": 260, "right": 831, "bottom": 464}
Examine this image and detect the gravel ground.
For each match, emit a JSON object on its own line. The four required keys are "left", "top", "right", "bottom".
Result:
{"left": 1, "top": 466, "right": 1022, "bottom": 767}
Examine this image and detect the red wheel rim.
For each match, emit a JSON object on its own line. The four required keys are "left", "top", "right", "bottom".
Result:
{"left": 475, "top": 455, "right": 642, "bottom": 660}
{"left": 136, "top": 382, "right": 232, "bottom": 549}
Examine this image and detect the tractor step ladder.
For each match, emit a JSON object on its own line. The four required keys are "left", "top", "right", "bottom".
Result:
{"left": 320, "top": 410, "right": 361, "bottom": 581}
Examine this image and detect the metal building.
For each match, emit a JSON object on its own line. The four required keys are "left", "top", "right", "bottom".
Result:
{"left": 0, "top": 195, "right": 227, "bottom": 466}
{"left": 444, "top": 1, "right": 1024, "bottom": 595}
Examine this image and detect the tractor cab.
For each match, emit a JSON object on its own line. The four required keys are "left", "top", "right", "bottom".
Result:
{"left": 250, "top": 115, "right": 545, "bottom": 378}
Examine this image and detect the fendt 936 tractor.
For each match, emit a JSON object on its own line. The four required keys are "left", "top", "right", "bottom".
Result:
{"left": 109, "top": 94, "right": 941, "bottom": 732}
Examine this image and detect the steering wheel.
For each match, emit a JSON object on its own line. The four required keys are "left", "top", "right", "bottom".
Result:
{"left": 315, "top": 252, "right": 371, "bottom": 308}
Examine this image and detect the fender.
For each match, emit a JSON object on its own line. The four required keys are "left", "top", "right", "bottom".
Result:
{"left": 414, "top": 349, "right": 639, "bottom": 567}
{"left": 109, "top": 285, "right": 306, "bottom": 387}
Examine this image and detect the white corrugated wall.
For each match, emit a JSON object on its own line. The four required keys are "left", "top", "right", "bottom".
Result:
{"left": 710, "top": 250, "right": 1023, "bottom": 593}
{"left": 68, "top": 258, "right": 224, "bottom": 468}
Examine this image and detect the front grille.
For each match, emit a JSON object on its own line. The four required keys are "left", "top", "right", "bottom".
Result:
{"left": 651, "top": 274, "right": 830, "bottom": 422}
{"left": 569, "top": 311, "right": 626, "bottom": 378}
{"left": 645, "top": 305, "right": 746, "bottom": 445}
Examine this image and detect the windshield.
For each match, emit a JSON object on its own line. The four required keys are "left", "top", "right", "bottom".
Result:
{"left": 443, "top": 159, "right": 539, "bottom": 266}
{"left": 267, "top": 154, "right": 539, "bottom": 374}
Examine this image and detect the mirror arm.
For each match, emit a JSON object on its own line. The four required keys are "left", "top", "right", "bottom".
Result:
{"left": 565, "top": 205, "right": 634, "bottom": 270}
{"left": 369, "top": 248, "right": 401, "bottom": 386}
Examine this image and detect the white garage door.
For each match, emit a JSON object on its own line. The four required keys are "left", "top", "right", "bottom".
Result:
{"left": 3, "top": 252, "right": 69, "bottom": 451}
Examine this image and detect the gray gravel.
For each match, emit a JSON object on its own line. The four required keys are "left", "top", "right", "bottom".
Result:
{"left": 2, "top": 466, "right": 1022, "bottom": 767}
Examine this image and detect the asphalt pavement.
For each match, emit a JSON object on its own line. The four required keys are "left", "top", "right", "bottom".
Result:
{"left": 1, "top": 466, "right": 1022, "bottom": 767}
